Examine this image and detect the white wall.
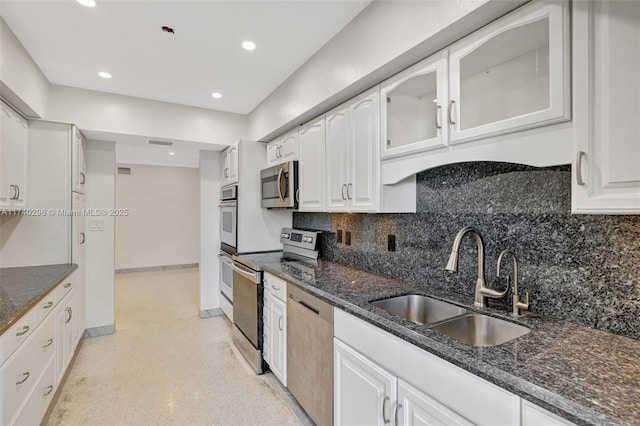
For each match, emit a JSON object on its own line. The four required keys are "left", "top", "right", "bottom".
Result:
{"left": 248, "top": 0, "right": 526, "bottom": 141}
{"left": 47, "top": 84, "right": 248, "bottom": 147}
{"left": 199, "top": 151, "right": 220, "bottom": 313}
{"left": 0, "top": 17, "right": 50, "bottom": 117}
{"left": 85, "top": 140, "right": 116, "bottom": 330}
{"left": 115, "top": 163, "right": 200, "bottom": 270}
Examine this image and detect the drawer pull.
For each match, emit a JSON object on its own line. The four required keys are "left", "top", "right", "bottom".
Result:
{"left": 43, "top": 338, "right": 54, "bottom": 348}
{"left": 271, "top": 285, "right": 280, "bottom": 291}
{"left": 64, "top": 283, "right": 72, "bottom": 288}
{"left": 44, "top": 301, "right": 54, "bottom": 309}
{"left": 16, "top": 326, "right": 30, "bottom": 336}
{"left": 16, "top": 372, "right": 30, "bottom": 385}
{"left": 43, "top": 385, "right": 54, "bottom": 396}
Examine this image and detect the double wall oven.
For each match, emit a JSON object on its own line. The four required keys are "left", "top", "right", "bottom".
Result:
{"left": 219, "top": 185, "right": 237, "bottom": 319}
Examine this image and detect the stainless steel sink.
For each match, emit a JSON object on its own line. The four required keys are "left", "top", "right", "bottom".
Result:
{"left": 431, "top": 313, "right": 530, "bottom": 347}
{"left": 371, "top": 295, "right": 468, "bottom": 326}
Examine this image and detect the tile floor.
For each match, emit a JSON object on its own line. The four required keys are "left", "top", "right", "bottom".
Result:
{"left": 45, "top": 268, "right": 308, "bottom": 425}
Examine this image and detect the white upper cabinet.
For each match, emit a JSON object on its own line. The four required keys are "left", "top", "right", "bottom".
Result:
{"left": 71, "top": 126, "right": 86, "bottom": 194}
{"left": 325, "top": 89, "right": 416, "bottom": 214}
{"left": 220, "top": 140, "right": 239, "bottom": 186}
{"left": 325, "top": 105, "right": 350, "bottom": 212}
{"left": 572, "top": 0, "right": 640, "bottom": 214}
{"left": 349, "top": 88, "right": 380, "bottom": 212}
{"left": 267, "top": 129, "right": 299, "bottom": 167}
{"left": 0, "top": 101, "right": 28, "bottom": 210}
{"left": 298, "top": 117, "right": 326, "bottom": 211}
{"left": 448, "top": 0, "right": 570, "bottom": 144}
{"left": 381, "top": 50, "right": 449, "bottom": 159}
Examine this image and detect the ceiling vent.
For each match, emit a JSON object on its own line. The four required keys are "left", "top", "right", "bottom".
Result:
{"left": 117, "top": 167, "right": 131, "bottom": 175}
{"left": 147, "top": 139, "right": 174, "bottom": 147}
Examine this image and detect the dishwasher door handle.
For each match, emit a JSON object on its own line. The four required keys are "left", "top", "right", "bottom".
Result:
{"left": 289, "top": 294, "right": 320, "bottom": 315}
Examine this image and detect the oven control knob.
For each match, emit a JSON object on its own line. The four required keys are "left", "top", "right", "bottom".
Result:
{"left": 281, "top": 233, "right": 290, "bottom": 239}
{"left": 307, "top": 237, "right": 314, "bottom": 244}
{"left": 302, "top": 236, "right": 309, "bottom": 243}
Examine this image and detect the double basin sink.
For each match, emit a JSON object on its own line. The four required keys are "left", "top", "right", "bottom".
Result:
{"left": 371, "top": 295, "right": 530, "bottom": 347}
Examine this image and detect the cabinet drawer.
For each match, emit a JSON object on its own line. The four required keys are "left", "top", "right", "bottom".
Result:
{"left": 10, "top": 357, "right": 56, "bottom": 426}
{"left": 34, "top": 292, "right": 57, "bottom": 326}
{"left": 0, "top": 309, "right": 36, "bottom": 365}
{"left": 265, "top": 274, "right": 287, "bottom": 302}
{"left": 1, "top": 315, "right": 55, "bottom": 425}
{"left": 55, "top": 279, "right": 73, "bottom": 304}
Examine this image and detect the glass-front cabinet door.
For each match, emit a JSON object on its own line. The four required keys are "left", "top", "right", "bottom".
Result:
{"left": 448, "top": 0, "right": 570, "bottom": 144}
{"left": 381, "top": 50, "right": 448, "bottom": 159}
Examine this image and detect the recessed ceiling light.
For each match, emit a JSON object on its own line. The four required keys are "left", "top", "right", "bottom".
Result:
{"left": 211, "top": 92, "right": 223, "bottom": 99}
{"left": 98, "top": 71, "right": 112, "bottom": 79}
{"left": 169, "top": 152, "right": 176, "bottom": 156}
{"left": 242, "top": 41, "right": 256, "bottom": 51}
{"left": 76, "top": 0, "right": 96, "bottom": 7}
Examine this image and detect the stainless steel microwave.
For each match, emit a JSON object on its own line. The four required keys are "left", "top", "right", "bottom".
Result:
{"left": 260, "top": 161, "right": 298, "bottom": 209}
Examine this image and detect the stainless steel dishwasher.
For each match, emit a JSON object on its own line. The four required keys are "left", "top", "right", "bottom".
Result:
{"left": 287, "top": 284, "right": 333, "bottom": 426}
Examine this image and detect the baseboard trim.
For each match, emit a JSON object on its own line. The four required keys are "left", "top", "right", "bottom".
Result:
{"left": 200, "top": 308, "right": 224, "bottom": 319}
{"left": 116, "top": 263, "right": 199, "bottom": 274}
{"left": 83, "top": 324, "right": 115, "bottom": 338}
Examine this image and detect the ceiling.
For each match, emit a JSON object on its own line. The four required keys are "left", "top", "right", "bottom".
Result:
{"left": 1, "top": 0, "right": 371, "bottom": 115}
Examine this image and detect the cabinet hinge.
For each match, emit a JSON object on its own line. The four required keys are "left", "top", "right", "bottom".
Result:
{"left": 387, "top": 140, "right": 391, "bottom": 148}
{"left": 386, "top": 97, "right": 391, "bottom": 104}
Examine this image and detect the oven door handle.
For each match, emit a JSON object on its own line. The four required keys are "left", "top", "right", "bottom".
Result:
{"left": 219, "top": 201, "right": 237, "bottom": 208}
{"left": 277, "top": 167, "right": 285, "bottom": 202}
{"left": 233, "top": 262, "right": 259, "bottom": 283}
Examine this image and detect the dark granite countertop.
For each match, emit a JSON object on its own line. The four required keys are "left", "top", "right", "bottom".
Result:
{"left": 0, "top": 264, "right": 78, "bottom": 334}
{"left": 239, "top": 252, "right": 639, "bottom": 426}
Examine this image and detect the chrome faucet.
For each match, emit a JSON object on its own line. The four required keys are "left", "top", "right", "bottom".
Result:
{"left": 444, "top": 227, "right": 509, "bottom": 308}
{"left": 497, "top": 249, "right": 530, "bottom": 317}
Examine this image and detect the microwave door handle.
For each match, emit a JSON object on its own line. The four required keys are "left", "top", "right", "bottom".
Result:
{"left": 277, "top": 168, "right": 285, "bottom": 202}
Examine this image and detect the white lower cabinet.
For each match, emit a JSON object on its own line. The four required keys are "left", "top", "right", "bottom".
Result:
{"left": 397, "top": 379, "right": 472, "bottom": 426}
{"left": 263, "top": 273, "right": 287, "bottom": 386}
{"left": 334, "top": 339, "right": 396, "bottom": 426}
{"left": 0, "top": 277, "right": 82, "bottom": 425}
{"left": 334, "top": 309, "right": 575, "bottom": 426}
{"left": 335, "top": 339, "right": 471, "bottom": 426}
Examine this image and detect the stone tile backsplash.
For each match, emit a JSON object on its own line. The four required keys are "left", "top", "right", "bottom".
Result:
{"left": 294, "top": 162, "right": 640, "bottom": 340}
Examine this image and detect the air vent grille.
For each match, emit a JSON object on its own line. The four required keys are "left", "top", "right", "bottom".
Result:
{"left": 117, "top": 167, "right": 131, "bottom": 175}
{"left": 147, "top": 139, "right": 174, "bottom": 147}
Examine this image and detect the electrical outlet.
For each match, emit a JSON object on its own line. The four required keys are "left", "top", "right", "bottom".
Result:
{"left": 345, "top": 231, "right": 352, "bottom": 246}
{"left": 388, "top": 235, "right": 396, "bottom": 252}
{"left": 336, "top": 229, "right": 343, "bottom": 244}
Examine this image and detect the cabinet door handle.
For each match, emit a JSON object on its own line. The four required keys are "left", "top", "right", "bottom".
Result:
{"left": 347, "top": 183, "right": 353, "bottom": 200}
{"left": 276, "top": 146, "right": 282, "bottom": 158}
{"left": 9, "top": 185, "right": 15, "bottom": 200}
{"left": 278, "top": 315, "right": 283, "bottom": 331}
{"left": 448, "top": 100, "right": 456, "bottom": 125}
{"left": 43, "top": 338, "right": 54, "bottom": 348}
{"left": 43, "top": 385, "right": 54, "bottom": 396}
{"left": 80, "top": 172, "right": 86, "bottom": 184}
{"left": 16, "top": 185, "right": 20, "bottom": 200}
{"left": 576, "top": 151, "right": 586, "bottom": 186}
{"left": 382, "top": 396, "right": 390, "bottom": 424}
{"left": 16, "top": 325, "right": 29, "bottom": 336}
{"left": 435, "top": 105, "right": 442, "bottom": 130}
{"left": 394, "top": 403, "right": 403, "bottom": 426}
{"left": 44, "top": 301, "right": 54, "bottom": 309}
{"left": 80, "top": 232, "right": 86, "bottom": 244}
{"left": 16, "top": 372, "right": 30, "bottom": 385}
{"left": 65, "top": 307, "right": 72, "bottom": 323}
{"left": 341, "top": 184, "right": 347, "bottom": 201}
